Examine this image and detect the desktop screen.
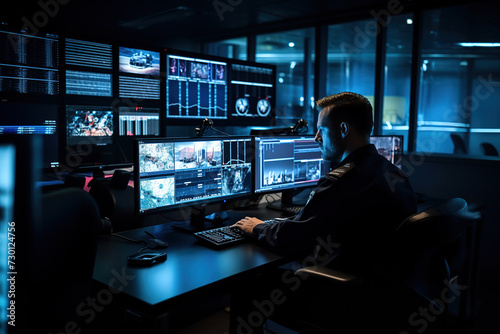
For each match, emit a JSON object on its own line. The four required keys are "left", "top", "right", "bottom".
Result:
{"left": 370, "top": 135, "right": 403, "bottom": 169}
{"left": 135, "top": 136, "right": 252, "bottom": 214}
{"left": 229, "top": 62, "right": 275, "bottom": 123}
{"left": 0, "top": 102, "right": 59, "bottom": 169}
{"left": 253, "top": 136, "right": 330, "bottom": 194}
{"left": 0, "top": 29, "right": 59, "bottom": 95}
{"left": 166, "top": 52, "right": 228, "bottom": 119}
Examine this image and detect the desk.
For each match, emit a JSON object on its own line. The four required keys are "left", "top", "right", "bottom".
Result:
{"left": 92, "top": 207, "right": 289, "bottom": 333}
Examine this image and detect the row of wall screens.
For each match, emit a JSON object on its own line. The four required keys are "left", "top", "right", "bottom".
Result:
{"left": 0, "top": 29, "right": 276, "bottom": 170}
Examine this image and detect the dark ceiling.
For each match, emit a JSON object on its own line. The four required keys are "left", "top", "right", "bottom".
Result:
{"left": 1, "top": 0, "right": 493, "bottom": 51}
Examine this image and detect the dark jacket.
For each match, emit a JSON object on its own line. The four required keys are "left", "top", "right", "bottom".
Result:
{"left": 252, "top": 144, "right": 417, "bottom": 274}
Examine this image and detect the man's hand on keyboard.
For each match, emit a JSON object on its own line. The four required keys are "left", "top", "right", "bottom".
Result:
{"left": 231, "top": 216, "right": 265, "bottom": 236}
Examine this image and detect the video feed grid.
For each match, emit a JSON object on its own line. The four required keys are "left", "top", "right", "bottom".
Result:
{"left": 66, "top": 70, "right": 112, "bottom": 96}
{"left": 139, "top": 175, "right": 175, "bottom": 212}
{"left": 119, "top": 76, "right": 161, "bottom": 100}
{"left": 65, "top": 38, "right": 112, "bottom": 69}
{"left": 138, "top": 142, "right": 174, "bottom": 175}
{"left": 166, "top": 55, "right": 227, "bottom": 119}
{"left": 65, "top": 106, "right": 113, "bottom": 146}
{"left": 174, "top": 140, "right": 222, "bottom": 170}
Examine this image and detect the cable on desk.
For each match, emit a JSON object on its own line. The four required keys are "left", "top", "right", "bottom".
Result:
{"left": 264, "top": 193, "right": 281, "bottom": 205}
{"left": 108, "top": 233, "right": 145, "bottom": 244}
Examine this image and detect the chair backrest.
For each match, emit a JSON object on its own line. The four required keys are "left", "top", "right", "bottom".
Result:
{"left": 480, "top": 142, "right": 499, "bottom": 156}
{"left": 26, "top": 188, "right": 101, "bottom": 332}
{"left": 450, "top": 133, "right": 468, "bottom": 154}
{"left": 390, "top": 198, "right": 480, "bottom": 315}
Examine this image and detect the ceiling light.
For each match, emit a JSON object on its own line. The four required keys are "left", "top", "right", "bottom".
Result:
{"left": 288, "top": 42, "right": 295, "bottom": 48}
{"left": 457, "top": 42, "right": 500, "bottom": 47}
{"left": 406, "top": 19, "right": 413, "bottom": 25}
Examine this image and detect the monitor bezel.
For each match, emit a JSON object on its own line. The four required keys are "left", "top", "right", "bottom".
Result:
{"left": 134, "top": 135, "right": 253, "bottom": 216}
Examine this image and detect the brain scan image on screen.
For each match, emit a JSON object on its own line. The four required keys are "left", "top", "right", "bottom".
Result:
{"left": 139, "top": 143, "right": 174, "bottom": 173}
{"left": 257, "top": 99, "right": 271, "bottom": 117}
{"left": 140, "top": 176, "right": 175, "bottom": 210}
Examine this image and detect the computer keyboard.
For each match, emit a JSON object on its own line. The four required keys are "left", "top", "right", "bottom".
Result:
{"left": 194, "top": 226, "right": 246, "bottom": 248}
{"left": 193, "top": 219, "right": 282, "bottom": 248}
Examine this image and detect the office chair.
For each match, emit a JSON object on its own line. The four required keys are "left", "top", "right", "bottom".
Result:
{"left": 23, "top": 188, "right": 101, "bottom": 333}
{"left": 450, "top": 133, "right": 468, "bottom": 154}
{"left": 270, "top": 198, "right": 481, "bottom": 334}
{"left": 480, "top": 142, "right": 499, "bottom": 156}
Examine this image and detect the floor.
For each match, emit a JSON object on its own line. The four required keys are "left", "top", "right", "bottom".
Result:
{"left": 171, "top": 276, "right": 499, "bottom": 334}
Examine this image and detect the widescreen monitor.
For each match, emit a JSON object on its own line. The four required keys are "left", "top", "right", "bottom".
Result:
{"left": 134, "top": 136, "right": 252, "bottom": 228}
{"left": 229, "top": 61, "right": 276, "bottom": 124}
{"left": 118, "top": 46, "right": 161, "bottom": 100}
{"left": 63, "top": 105, "right": 132, "bottom": 173}
{"left": 166, "top": 51, "right": 228, "bottom": 120}
{"left": 0, "top": 29, "right": 59, "bottom": 95}
{"left": 253, "top": 135, "right": 330, "bottom": 195}
{"left": 370, "top": 135, "right": 404, "bottom": 169}
{"left": 0, "top": 102, "right": 59, "bottom": 169}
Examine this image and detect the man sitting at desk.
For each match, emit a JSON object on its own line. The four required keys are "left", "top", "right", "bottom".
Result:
{"left": 231, "top": 92, "right": 417, "bottom": 332}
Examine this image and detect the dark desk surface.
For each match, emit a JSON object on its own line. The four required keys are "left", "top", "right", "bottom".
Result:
{"left": 93, "top": 206, "right": 288, "bottom": 311}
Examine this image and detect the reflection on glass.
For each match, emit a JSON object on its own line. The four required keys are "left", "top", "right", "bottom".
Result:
{"left": 417, "top": 1, "right": 500, "bottom": 157}
{"left": 256, "top": 28, "right": 315, "bottom": 128}
{"left": 206, "top": 37, "right": 247, "bottom": 60}
{"left": 382, "top": 14, "right": 413, "bottom": 152}
{"left": 327, "top": 20, "right": 376, "bottom": 102}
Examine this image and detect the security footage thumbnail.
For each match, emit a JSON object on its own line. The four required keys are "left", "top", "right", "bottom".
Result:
{"left": 139, "top": 176, "right": 175, "bottom": 211}
{"left": 174, "top": 141, "right": 221, "bottom": 170}
{"left": 139, "top": 143, "right": 175, "bottom": 173}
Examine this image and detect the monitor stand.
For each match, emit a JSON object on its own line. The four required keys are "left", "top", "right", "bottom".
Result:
{"left": 172, "top": 204, "right": 230, "bottom": 233}
{"left": 266, "top": 189, "right": 307, "bottom": 215}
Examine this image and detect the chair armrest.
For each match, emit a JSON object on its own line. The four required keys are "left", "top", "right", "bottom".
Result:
{"left": 294, "top": 266, "right": 364, "bottom": 286}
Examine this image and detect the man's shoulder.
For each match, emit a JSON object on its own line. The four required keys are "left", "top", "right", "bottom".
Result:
{"left": 325, "top": 162, "right": 356, "bottom": 180}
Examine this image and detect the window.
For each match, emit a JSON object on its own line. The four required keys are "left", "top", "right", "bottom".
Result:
{"left": 206, "top": 37, "right": 247, "bottom": 60}
{"left": 327, "top": 20, "right": 376, "bottom": 107}
{"left": 417, "top": 2, "right": 500, "bottom": 157}
{"left": 256, "top": 28, "right": 315, "bottom": 128}
{"left": 382, "top": 14, "right": 414, "bottom": 152}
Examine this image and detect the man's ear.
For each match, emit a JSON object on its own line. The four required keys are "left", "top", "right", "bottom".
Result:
{"left": 340, "top": 122, "right": 349, "bottom": 138}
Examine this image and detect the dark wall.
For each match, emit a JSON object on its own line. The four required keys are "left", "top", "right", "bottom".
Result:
{"left": 404, "top": 153, "right": 500, "bottom": 280}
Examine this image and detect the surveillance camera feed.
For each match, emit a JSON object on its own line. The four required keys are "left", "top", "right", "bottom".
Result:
{"left": 166, "top": 54, "right": 227, "bottom": 119}
{"left": 136, "top": 137, "right": 252, "bottom": 213}
{"left": 119, "top": 47, "right": 160, "bottom": 76}
{"left": 66, "top": 108, "right": 114, "bottom": 144}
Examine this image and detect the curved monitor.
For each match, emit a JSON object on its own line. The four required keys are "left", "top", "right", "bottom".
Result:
{"left": 134, "top": 136, "right": 253, "bottom": 217}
